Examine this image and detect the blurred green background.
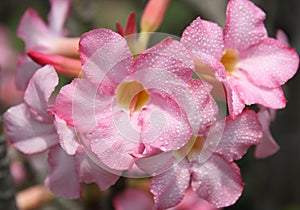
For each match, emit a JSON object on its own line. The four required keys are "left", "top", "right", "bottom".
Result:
{"left": 0, "top": 0, "right": 299, "bottom": 210}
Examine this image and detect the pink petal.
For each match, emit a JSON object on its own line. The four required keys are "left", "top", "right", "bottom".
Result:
{"left": 133, "top": 39, "right": 218, "bottom": 135}
{"left": 79, "top": 28, "right": 133, "bottom": 89}
{"left": 54, "top": 78, "right": 111, "bottom": 132}
{"left": 191, "top": 154, "right": 244, "bottom": 208}
{"left": 24, "top": 65, "right": 58, "bottom": 121}
{"left": 174, "top": 188, "right": 219, "bottom": 210}
{"left": 276, "top": 29, "right": 289, "bottom": 45}
{"left": 113, "top": 188, "right": 153, "bottom": 210}
{"left": 226, "top": 71, "right": 286, "bottom": 113}
{"left": 75, "top": 152, "right": 120, "bottom": 190}
{"left": 16, "top": 54, "right": 40, "bottom": 90}
{"left": 45, "top": 146, "right": 81, "bottom": 199}
{"left": 48, "top": 0, "right": 70, "bottom": 35}
{"left": 52, "top": 79, "right": 75, "bottom": 126}
{"left": 239, "top": 38, "right": 299, "bottom": 88}
{"left": 135, "top": 151, "right": 176, "bottom": 176}
{"left": 181, "top": 17, "right": 225, "bottom": 73}
{"left": 206, "top": 110, "right": 262, "bottom": 162}
{"left": 254, "top": 110, "right": 279, "bottom": 158}
{"left": 17, "top": 8, "right": 49, "bottom": 51}
{"left": 137, "top": 38, "right": 195, "bottom": 79}
{"left": 54, "top": 115, "right": 80, "bottom": 155}
{"left": 82, "top": 128, "right": 138, "bottom": 170}
{"left": 28, "top": 51, "right": 82, "bottom": 78}
{"left": 132, "top": 61, "right": 216, "bottom": 135}
{"left": 140, "top": 89, "right": 192, "bottom": 152}
{"left": 223, "top": 81, "right": 245, "bottom": 117}
{"left": 4, "top": 104, "right": 58, "bottom": 154}
{"left": 224, "top": 0, "right": 267, "bottom": 51}
{"left": 151, "top": 159, "right": 191, "bottom": 209}
{"left": 189, "top": 79, "right": 218, "bottom": 135}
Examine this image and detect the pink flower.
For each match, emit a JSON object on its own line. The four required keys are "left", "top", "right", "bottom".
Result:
{"left": 4, "top": 65, "right": 119, "bottom": 199}
{"left": 181, "top": 0, "right": 299, "bottom": 117}
{"left": 53, "top": 28, "right": 218, "bottom": 171}
{"left": 16, "top": 0, "right": 80, "bottom": 90}
{"left": 138, "top": 110, "right": 262, "bottom": 209}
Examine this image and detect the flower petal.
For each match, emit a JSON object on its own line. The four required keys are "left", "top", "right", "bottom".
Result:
{"left": 75, "top": 151, "right": 120, "bottom": 190}
{"left": 191, "top": 154, "right": 244, "bottom": 208}
{"left": 138, "top": 38, "right": 195, "bottom": 79}
{"left": 54, "top": 78, "right": 112, "bottom": 132}
{"left": 181, "top": 17, "right": 225, "bottom": 68}
{"left": 79, "top": 28, "right": 133, "bottom": 89}
{"left": 230, "top": 71, "right": 286, "bottom": 110}
{"left": 135, "top": 151, "right": 176, "bottom": 176}
{"left": 175, "top": 188, "right": 219, "bottom": 210}
{"left": 140, "top": 89, "right": 192, "bottom": 152}
{"left": 16, "top": 54, "right": 40, "bottom": 90}
{"left": 4, "top": 103, "right": 58, "bottom": 154}
{"left": 205, "top": 110, "right": 262, "bottom": 162}
{"left": 223, "top": 81, "right": 245, "bottom": 117}
{"left": 24, "top": 65, "right": 58, "bottom": 120}
{"left": 132, "top": 61, "right": 216, "bottom": 135}
{"left": 17, "top": 8, "right": 50, "bottom": 51}
{"left": 82, "top": 128, "right": 138, "bottom": 171}
{"left": 224, "top": 0, "right": 267, "bottom": 51}
{"left": 45, "top": 146, "right": 81, "bottom": 199}
{"left": 276, "top": 29, "right": 289, "bottom": 45}
{"left": 54, "top": 115, "right": 80, "bottom": 155}
{"left": 239, "top": 38, "right": 299, "bottom": 88}
{"left": 254, "top": 110, "right": 280, "bottom": 158}
{"left": 151, "top": 159, "right": 190, "bottom": 209}
{"left": 48, "top": 0, "right": 70, "bottom": 35}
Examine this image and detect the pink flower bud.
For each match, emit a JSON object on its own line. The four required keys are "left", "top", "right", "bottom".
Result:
{"left": 28, "top": 51, "right": 82, "bottom": 78}
{"left": 140, "top": 0, "right": 170, "bottom": 32}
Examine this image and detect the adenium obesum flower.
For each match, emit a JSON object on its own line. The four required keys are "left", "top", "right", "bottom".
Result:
{"left": 181, "top": 0, "right": 299, "bottom": 117}
{"left": 16, "top": 0, "right": 80, "bottom": 90}
{"left": 138, "top": 110, "right": 262, "bottom": 209}
{"left": 4, "top": 65, "right": 119, "bottom": 199}
{"left": 53, "top": 28, "right": 218, "bottom": 171}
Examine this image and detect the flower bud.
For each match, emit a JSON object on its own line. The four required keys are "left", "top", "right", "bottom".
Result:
{"left": 140, "top": 0, "right": 170, "bottom": 32}
{"left": 28, "top": 51, "right": 82, "bottom": 78}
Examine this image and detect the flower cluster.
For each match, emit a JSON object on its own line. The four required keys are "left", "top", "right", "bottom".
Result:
{"left": 3, "top": 0, "right": 299, "bottom": 209}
